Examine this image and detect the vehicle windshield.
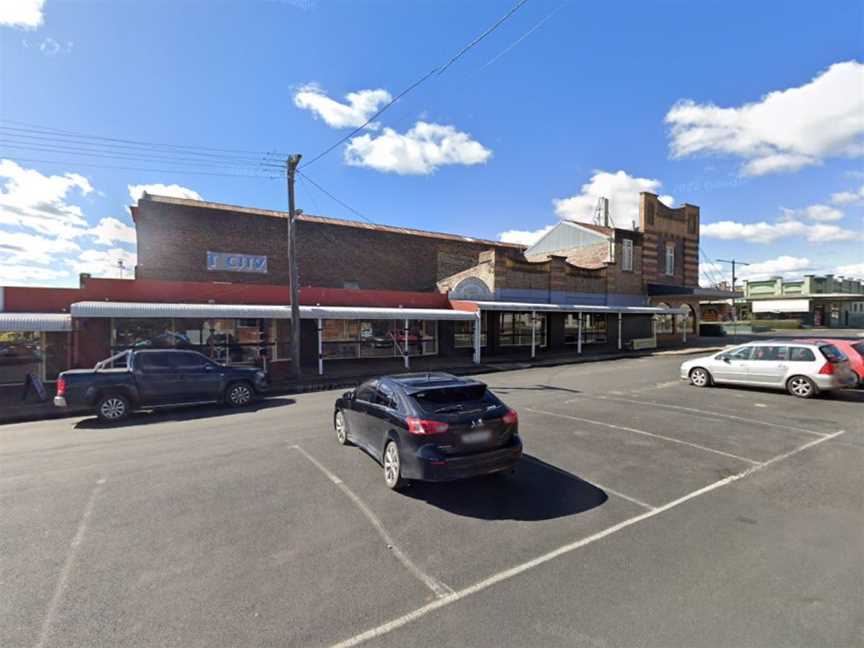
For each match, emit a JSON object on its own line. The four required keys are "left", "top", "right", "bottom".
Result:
{"left": 819, "top": 345, "right": 847, "bottom": 363}
{"left": 851, "top": 342, "right": 864, "bottom": 356}
{"left": 409, "top": 384, "right": 500, "bottom": 414}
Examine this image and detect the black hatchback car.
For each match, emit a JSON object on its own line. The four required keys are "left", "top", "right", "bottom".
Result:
{"left": 333, "top": 373, "right": 522, "bottom": 490}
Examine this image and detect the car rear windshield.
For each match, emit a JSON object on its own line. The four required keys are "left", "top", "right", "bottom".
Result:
{"left": 409, "top": 384, "right": 499, "bottom": 414}
{"left": 819, "top": 344, "right": 847, "bottom": 363}
{"left": 851, "top": 342, "right": 864, "bottom": 356}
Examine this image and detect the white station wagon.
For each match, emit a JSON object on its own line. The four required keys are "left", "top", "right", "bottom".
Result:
{"left": 680, "top": 340, "right": 856, "bottom": 398}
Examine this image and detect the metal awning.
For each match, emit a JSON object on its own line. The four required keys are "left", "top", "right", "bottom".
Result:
{"left": 70, "top": 301, "right": 477, "bottom": 321}
{"left": 299, "top": 305, "right": 476, "bottom": 321}
{"left": 0, "top": 313, "right": 73, "bottom": 332}
{"left": 71, "top": 301, "right": 292, "bottom": 319}
{"left": 468, "top": 301, "right": 687, "bottom": 315}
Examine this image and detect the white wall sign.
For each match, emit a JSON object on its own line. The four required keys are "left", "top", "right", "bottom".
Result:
{"left": 207, "top": 251, "right": 268, "bottom": 274}
{"left": 751, "top": 299, "right": 810, "bottom": 313}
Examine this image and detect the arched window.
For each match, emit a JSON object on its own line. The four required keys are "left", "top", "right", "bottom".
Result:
{"left": 655, "top": 302, "right": 675, "bottom": 335}
{"left": 676, "top": 304, "right": 697, "bottom": 334}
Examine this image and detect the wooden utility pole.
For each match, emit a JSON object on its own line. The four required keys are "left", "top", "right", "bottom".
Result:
{"left": 717, "top": 258, "right": 749, "bottom": 337}
{"left": 287, "top": 154, "right": 302, "bottom": 380}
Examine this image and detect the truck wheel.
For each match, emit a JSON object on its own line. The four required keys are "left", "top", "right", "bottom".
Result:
{"left": 96, "top": 394, "right": 130, "bottom": 422}
{"left": 225, "top": 381, "right": 254, "bottom": 408}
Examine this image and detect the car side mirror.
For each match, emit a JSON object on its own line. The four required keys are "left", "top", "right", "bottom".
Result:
{"left": 721, "top": 355, "right": 731, "bottom": 363}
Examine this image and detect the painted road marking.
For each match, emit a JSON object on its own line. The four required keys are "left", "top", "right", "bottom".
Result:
{"left": 522, "top": 455, "right": 657, "bottom": 511}
{"left": 566, "top": 394, "right": 828, "bottom": 438}
{"left": 290, "top": 444, "right": 454, "bottom": 599}
{"left": 34, "top": 476, "right": 106, "bottom": 648}
{"left": 525, "top": 408, "right": 762, "bottom": 466}
{"left": 328, "top": 430, "right": 845, "bottom": 648}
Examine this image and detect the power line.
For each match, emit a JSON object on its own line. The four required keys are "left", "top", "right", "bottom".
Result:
{"left": 478, "top": 0, "right": 565, "bottom": 71}
{"left": 297, "top": 171, "right": 374, "bottom": 223}
{"left": 0, "top": 119, "right": 285, "bottom": 158}
{"left": 301, "top": 0, "right": 530, "bottom": 169}
{"left": 6, "top": 156, "right": 279, "bottom": 179}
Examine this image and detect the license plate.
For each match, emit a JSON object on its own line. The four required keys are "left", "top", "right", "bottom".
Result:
{"left": 462, "top": 429, "right": 491, "bottom": 444}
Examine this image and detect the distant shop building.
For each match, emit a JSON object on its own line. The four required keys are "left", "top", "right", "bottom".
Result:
{"left": 1, "top": 191, "right": 725, "bottom": 388}
{"left": 743, "top": 275, "right": 864, "bottom": 328}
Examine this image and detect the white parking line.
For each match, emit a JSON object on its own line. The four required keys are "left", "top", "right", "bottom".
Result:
{"left": 328, "top": 430, "right": 845, "bottom": 648}
{"left": 525, "top": 408, "right": 762, "bottom": 466}
{"left": 567, "top": 395, "right": 828, "bottom": 438}
{"left": 521, "top": 455, "right": 656, "bottom": 511}
{"left": 290, "top": 444, "right": 454, "bottom": 599}
{"left": 34, "top": 476, "right": 106, "bottom": 648}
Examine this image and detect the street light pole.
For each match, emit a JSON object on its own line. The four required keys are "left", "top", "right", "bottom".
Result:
{"left": 717, "top": 258, "right": 749, "bottom": 338}
{"left": 287, "top": 154, "right": 302, "bottom": 380}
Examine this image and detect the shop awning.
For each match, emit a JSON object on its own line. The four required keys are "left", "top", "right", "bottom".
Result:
{"left": 0, "top": 313, "right": 73, "bottom": 332}
{"left": 467, "top": 301, "right": 687, "bottom": 315}
{"left": 299, "top": 305, "right": 476, "bottom": 321}
{"left": 71, "top": 301, "right": 293, "bottom": 319}
{"left": 70, "top": 301, "right": 477, "bottom": 321}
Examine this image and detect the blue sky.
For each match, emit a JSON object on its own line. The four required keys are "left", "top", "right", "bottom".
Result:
{"left": 1, "top": 0, "right": 862, "bottom": 288}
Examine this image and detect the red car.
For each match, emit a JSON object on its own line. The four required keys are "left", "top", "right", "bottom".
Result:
{"left": 817, "top": 338, "right": 864, "bottom": 387}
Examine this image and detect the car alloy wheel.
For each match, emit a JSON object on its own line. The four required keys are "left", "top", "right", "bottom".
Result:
{"left": 383, "top": 441, "right": 403, "bottom": 490}
{"left": 690, "top": 367, "right": 710, "bottom": 387}
{"left": 787, "top": 376, "right": 815, "bottom": 398}
{"left": 227, "top": 383, "right": 253, "bottom": 407}
{"left": 99, "top": 396, "right": 127, "bottom": 421}
{"left": 334, "top": 410, "right": 348, "bottom": 445}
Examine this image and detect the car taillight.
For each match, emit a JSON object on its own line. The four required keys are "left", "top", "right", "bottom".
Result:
{"left": 818, "top": 362, "right": 834, "bottom": 375}
{"left": 406, "top": 416, "right": 449, "bottom": 435}
{"left": 502, "top": 409, "right": 518, "bottom": 426}
{"left": 56, "top": 376, "right": 66, "bottom": 396}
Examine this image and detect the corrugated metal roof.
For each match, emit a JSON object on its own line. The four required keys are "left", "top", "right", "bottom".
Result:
{"left": 0, "top": 313, "right": 73, "bottom": 332}
{"left": 70, "top": 302, "right": 476, "bottom": 321}
{"left": 469, "top": 301, "right": 687, "bottom": 315}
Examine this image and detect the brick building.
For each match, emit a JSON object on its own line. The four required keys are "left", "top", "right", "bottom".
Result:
{"left": 1, "top": 192, "right": 704, "bottom": 388}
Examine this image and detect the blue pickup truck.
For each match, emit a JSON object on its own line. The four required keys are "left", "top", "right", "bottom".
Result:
{"left": 54, "top": 349, "right": 268, "bottom": 422}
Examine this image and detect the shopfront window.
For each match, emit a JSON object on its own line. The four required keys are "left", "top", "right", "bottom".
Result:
{"left": 499, "top": 313, "right": 546, "bottom": 347}
{"left": 564, "top": 314, "right": 607, "bottom": 344}
{"left": 321, "top": 320, "right": 438, "bottom": 360}
{"left": 454, "top": 314, "right": 487, "bottom": 349}
{"left": 111, "top": 318, "right": 281, "bottom": 366}
{"left": 0, "top": 332, "right": 42, "bottom": 385}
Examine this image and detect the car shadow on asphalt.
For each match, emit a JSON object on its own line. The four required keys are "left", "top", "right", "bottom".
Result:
{"left": 710, "top": 384, "right": 864, "bottom": 403}
{"left": 73, "top": 396, "right": 296, "bottom": 430}
{"left": 401, "top": 454, "right": 607, "bottom": 521}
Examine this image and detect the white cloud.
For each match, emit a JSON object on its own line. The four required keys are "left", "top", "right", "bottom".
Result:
{"left": 780, "top": 204, "right": 844, "bottom": 222}
{"left": 344, "top": 121, "right": 492, "bottom": 175}
{"left": 128, "top": 183, "right": 202, "bottom": 203}
{"left": 831, "top": 183, "right": 864, "bottom": 205}
{"left": 72, "top": 247, "right": 137, "bottom": 277}
{"left": 88, "top": 217, "right": 136, "bottom": 246}
{"left": 666, "top": 60, "right": 864, "bottom": 176}
{"left": 498, "top": 224, "right": 555, "bottom": 246}
{"left": 553, "top": 170, "right": 673, "bottom": 229}
{"left": 293, "top": 84, "right": 392, "bottom": 129}
{"left": 835, "top": 262, "right": 864, "bottom": 279}
{"left": 701, "top": 219, "right": 858, "bottom": 243}
{"left": 0, "top": 159, "right": 92, "bottom": 237}
{"left": 0, "top": 0, "right": 44, "bottom": 29}
{"left": 0, "top": 263, "right": 69, "bottom": 284}
{"left": 738, "top": 256, "right": 814, "bottom": 280}
{"left": 0, "top": 229, "right": 79, "bottom": 265}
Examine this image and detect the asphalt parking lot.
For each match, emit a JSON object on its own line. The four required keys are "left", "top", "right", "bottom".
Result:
{"left": 2, "top": 354, "right": 862, "bottom": 648}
